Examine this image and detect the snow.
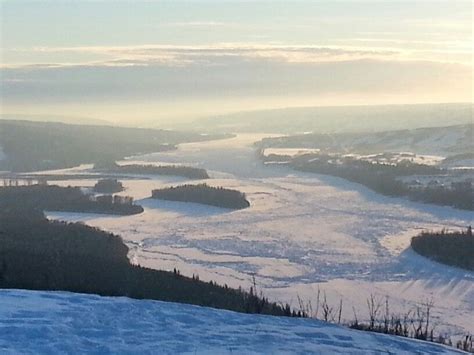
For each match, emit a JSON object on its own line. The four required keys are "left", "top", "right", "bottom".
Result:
{"left": 118, "top": 159, "right": 187, "bottom": 167}
{"left": 45, "top": 134, "right": 474, "bottom": 339}
{"left": 340, "top": 152, "right": 446, "bottom": 166}
{"left": 267, "top": 149, "right": 447, "bottom": 167}
{"left": 349, "top": 126, "right": 469, "bottom": 157}
{"left": 443, "top": 159, "right": 474, "bottom": 170}
{"left": 361, "top": 153, "right": 445, "bottom": 166}
{"left": 27, "top": 164, "right": 94, "bottom": 175}
{"left": 264, "top": 148, "right": 320, "bottom": 157}
{"left": 398, "top": 171, "right": 473, "bottom": 188}
{"left": 0, "top": 289, "right": 465, "bottom": 354}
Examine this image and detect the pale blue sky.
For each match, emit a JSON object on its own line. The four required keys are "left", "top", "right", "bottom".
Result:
{"left": 0, "top": 0, "right": 472, "bottom": 123}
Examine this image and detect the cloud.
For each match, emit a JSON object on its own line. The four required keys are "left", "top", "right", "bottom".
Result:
{"left": 1, "top": 44, "right": 471, "bottom": 112}
{"left": 6, "top": 40, "right": 471, "bottom": 71}
{"left": 3, "top": 44, "right": 401, "bottom": 69}
{"left": 2, "top": 55, "right": 471, "bottom": 103}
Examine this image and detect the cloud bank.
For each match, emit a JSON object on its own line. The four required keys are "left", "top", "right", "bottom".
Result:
{"left": 1, "top": 44, "right": 471, "bottom": 123}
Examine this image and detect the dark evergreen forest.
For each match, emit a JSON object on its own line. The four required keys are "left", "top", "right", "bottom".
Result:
{"left": 0, "top": 120, "right": 227, "bottom": 172}
{"left": 0, "top": 187, "right": 295, "bottom": 316}
{"left": 411, "top": 229, "right": 474, "bottom": 270}
{"left": 152, "top": 184, "right": 250, "bottom": 209}
{"left": 287, "top": 155, "right": 473, "bottom": 210}
{"left": 0, "top": 185, "right": 143, "bottom": 215}
{"left": 94, "top": 179, "right": 124, "bottom": 193}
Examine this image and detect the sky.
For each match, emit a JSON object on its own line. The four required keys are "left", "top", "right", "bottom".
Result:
{"left": 0, "top": 0, "right": 472, "bottom": 125}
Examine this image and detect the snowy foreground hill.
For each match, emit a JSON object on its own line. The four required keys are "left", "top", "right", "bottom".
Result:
{"left": 0, "top": 290, "right": 466, "bottom": 354}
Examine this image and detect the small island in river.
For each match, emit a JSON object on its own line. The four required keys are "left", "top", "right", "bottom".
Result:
{"left": 151, "top": 184, "right": 250, "bottom": 209}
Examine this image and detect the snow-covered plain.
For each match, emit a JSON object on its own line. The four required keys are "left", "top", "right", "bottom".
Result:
{"left": 263, "top": 148, "right": 320, "bottom": 157}
{"left": 343, "top": 152, "right": 446, "bottom": 166}
{"left": 47, "top": 134, "right": 474, "bottom": 339}
{"left": 0, "top": 289, "right": 466, "bottom": 354}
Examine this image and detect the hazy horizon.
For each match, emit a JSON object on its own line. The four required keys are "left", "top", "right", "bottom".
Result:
{"left": 1, "top": 102, "right": 472, "bottom": 132}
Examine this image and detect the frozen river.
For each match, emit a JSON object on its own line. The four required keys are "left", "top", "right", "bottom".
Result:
{"left": 49, "top": 134, "right": 474, "bottom": 337}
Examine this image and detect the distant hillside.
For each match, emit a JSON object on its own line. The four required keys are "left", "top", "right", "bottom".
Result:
{"left": 259, "top": 124, "right": 473, "bottom": 157}
{"left": 0, "top": 120, "right": 228, "bottom": 172}
{"left": 191, "top": 103, "right": 473, "bottom": 134}
{"left": 0, "top": 113, "right": 110, "bottom": 126}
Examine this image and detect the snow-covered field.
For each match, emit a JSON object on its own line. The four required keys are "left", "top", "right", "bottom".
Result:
{"left": 0, "top": 289, "right": 466, "bottom": 354}
{"left": 46, "top": 134, "right": 474, "bottom": 339}
{"left": 263, "top": 148, "right": 320, "bottom": 158}
{"left": 348, "top": 126, "right": 470, "bottom": 157}
{"left": 344, "top": 152, "right": 446, "bottom": 166}
{"left": 443, "top": 159, "right": 474, "bottom": 170}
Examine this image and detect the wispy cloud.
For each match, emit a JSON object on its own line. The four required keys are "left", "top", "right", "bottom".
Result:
{"left": 2, "top": 45, "right": 471, "bottom": 121}
{"left": 5, "top": 40, "right": 471, "bottom": 70}
{"left": 3, "top": 44, "right": 403, "bottom": 69}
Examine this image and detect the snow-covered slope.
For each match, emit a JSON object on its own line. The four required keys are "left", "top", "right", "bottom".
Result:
{"left": 187, "top": 103, "right": 473, "bottom": 134}
{"left": 261, "top": 124, "right": 473, "bottom": 158}
{"left": 0, "top": 289, "right": 465, "bottom": 354}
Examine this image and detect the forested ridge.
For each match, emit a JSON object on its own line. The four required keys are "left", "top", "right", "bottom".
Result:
{"left": 0, "top": 120, "right": 227, "bottom": 172}
{"left": 0, "top": 185, "right": 293, "bottom": 316}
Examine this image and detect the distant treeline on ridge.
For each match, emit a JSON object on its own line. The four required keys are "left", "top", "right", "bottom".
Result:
{"left": 0, "top": 120, "right": 228, "bottom": 172}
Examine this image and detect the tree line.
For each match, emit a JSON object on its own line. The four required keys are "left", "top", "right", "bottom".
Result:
{"left": 411, "top": 228, "right": 474, "bottom": 270}
{"left": 0, "top": 203, "right": 294, "bottom": 317}
{"left": 287, "top": 154, "right": 473, "bottom": 211}
{"left": 0, "top": 120, "right": 227, "bottom": 172}
{"left": 0, "top": 185, "right": 143, "bottom": 215}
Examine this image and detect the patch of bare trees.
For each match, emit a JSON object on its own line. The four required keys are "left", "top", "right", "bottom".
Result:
{"left": 295, "top": 288, "right": 473, "bottom": 353}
